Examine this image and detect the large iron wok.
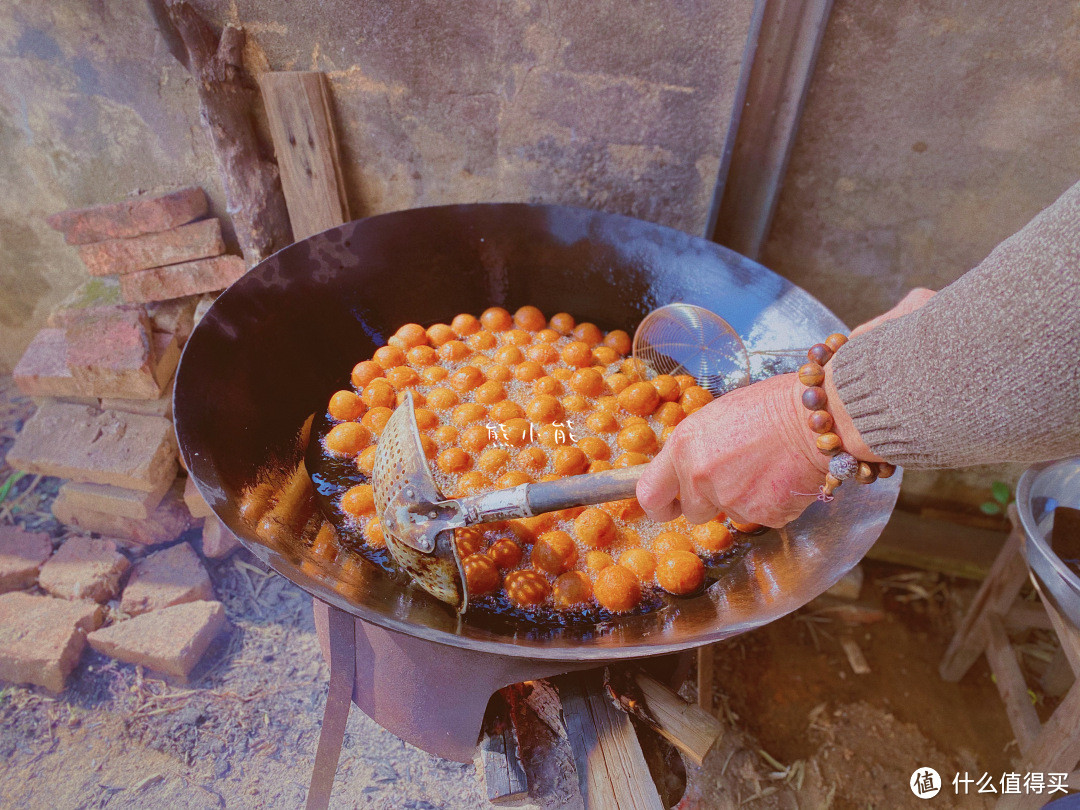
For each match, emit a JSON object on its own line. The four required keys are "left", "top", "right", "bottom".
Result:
{"left": 174, "top": 204, "right": 900, "bottom": 760}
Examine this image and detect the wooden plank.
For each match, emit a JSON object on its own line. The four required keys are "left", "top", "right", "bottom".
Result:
{"left": 634, "top": 671, "right": 723, "bottom": 766}
{"left": 840, "top": 637, "right": 871, "bottom": 675}
{"left": 710, "top": 0, "right": 834, "bottom": 258}
{"left": 1004, "top": 601, "right": 1053, "bottom": 631}
{"left": 984, "top": 613, "right": 1042, "bottom": 754}
{"left": 1013, "top": 678, "right": 1080, "bottom": 800}
{"left": 696, "top": 645, "right": 714, "bottom": 714}
{"left": 258, "top": 71, "right": 350, "bottom": 240}
{"left": 479, "top": 725, "right": 513, "bottom": 803}
{"left": 867, "top": 509, "right": 1007, "bottom": 581}
{"left": 1032, "top": 573, "right": 1080, "bottom": 676}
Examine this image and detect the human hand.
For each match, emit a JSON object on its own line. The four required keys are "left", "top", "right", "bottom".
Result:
{"left": 849, "top": 287, "right": 936, "bottom": 338}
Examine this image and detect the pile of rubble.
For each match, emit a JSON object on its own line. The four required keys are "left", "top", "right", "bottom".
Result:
{"left": 0, "top": 188, "right": 249, "bottom": 692}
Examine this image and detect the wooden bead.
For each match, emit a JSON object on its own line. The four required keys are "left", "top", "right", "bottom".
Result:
{"left": 798, "top": 362, "right": 825, "bottom": 387}
{"left": 807, "top": 344, "right": 832, "bottom": 365}
{"left": 825, "top": 333, "right": 848, "bottom": 352}
{"left": 877, "top": 462, "right": 896, "bottom": 479}
{"left": 815, "top": 432, "right": 842, "bottom": 455}
{"left": 823, "top": 474, "right": 843, "bottom": 495}
{"left": 808, "top": 410, "right": 833, "bottom": 434}
{"left": 801, "top": 386, "right": 827, "bottom": 411}
{"left": 855, "top": 461, "right": 878, "bottom": 484}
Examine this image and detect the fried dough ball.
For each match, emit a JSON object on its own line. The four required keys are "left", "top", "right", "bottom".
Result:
{"left": 553, "top": 446, "right": 589, "bottom": 476}
{"left": 589, "top": 460, "right": 613, "bottom": 472}
{"left": 619, "top": 382, "right": 661, "bottom": 416}
{"left": 426, "top": 323, "right": 456, "bottom": 346}
{"left": 504, "top": 329, "right": 533, "bottom": 346}
{"left": 467, "top": 330, "right": 498, "bottom": 350}
{"left": 604, "top": 498, "right": 645, "bottom": 521}
{"left": 521, "top": 395, "right": 559, "bottom": 423}
{"left": 340, "top": 484, "right": 375, "bottom": 517}
{"left": 577, "top": 436, "right": 611, "bottom": 461}
{"left": 561, "top": 341, "right": 593, "bottom": 368}
{"left": 456, "top": 471, "right": 491, "bottom": 495}
{"left": 451, "top": 313, "right": 481, "bottom": 337}
{"left": 460, "top": 424, "right": 491, "bottom": 454}
{"left": 594, "top": 565, "right": 641, "bottom": 612}
{"left": 603, "top": 330, "right": 632, "bottom": 355}
{"left": 729, "top": 519, "right": 764, "bottom": 534}
{"left": 407, "top": 345, "right": 438, "bottom": 368}
{"left": 394, "top": 323, "right": 428, "bottom": 348}
{"left": 620, "top": 548, "right": 657, "bottom": 582}
{"left": 617, "top": 423, "right": 657, "bottom": 454}
{"left": 357, "top": 446, "right": 377, "bottom": 474}
{"left": 437, "top": 447, "right": 472, "bottom": 474}
{"left": 487, "top": 364, "right": 514, "bottom": 383}
{"left": 538, "top": 424, "right": 572, "bottom": 447}
{"left": 412, "top": 408, "right": 438, "bottom": 430}
{"left": 655, "top": 401, "right": 686, "bottom": 428}
{"left": 363, "top": 518, "right": 385, "bottom": 547}
{"left": 456, "top": 527, "right": 484, "bottom": 557}
{"left": 621, "top": 357, "right": 648, "bottom": 379}
{"left": 489, "top": 400, "right": 525, "bottom": 422}
{"left": 351, "top": 360, "right": 383, "bottom": 388}
{"left": 656, "top": 551, "right": 705, "bottom": 595}
{"left": 651, "top": 375, "right": 681, "bottom": 402}
{"left": 514, "top": 360, "right": 544, "bottom": 382}
{"left": 596, "top": 395, "right": 620, "bottom": 413}
{"left": 585, "top": 411, "right": 619, "bottom": 433}
{"left": 652, "top": 531, "right": 693, "bottom": 554}
{"left": 561, "top": 394, "right": 590, "bottom": 414}
{"left": 427, "top": 387, "right": 459, "bottom": 410}
{"left": 605, "top": 373, "right": 631, "bottom": 394}
{"left": 533, "top": 376, "right": 562, "bottom": 396}
{"left": 553, "top": 571, "right": 593, "bottom": 609}
{"left": 574, "top": 508, "right": 616, "bottom": 549}
{"left": 532, "top": 530, "right": 578, "bottom": 575}
{"left": 435, "top": 339, "right": 469, "bottom": 362}
{"left": 526, "top": 343, "right": 559, "bottom": 365}
{"left": 692, "top": 521, "right": 734, "bottom": 554}
{"left": 536, "top": 328, "right": 560, "bottom": 343}
{"left": 518, "top": 512, "right": 555, "bottom": 536}
{"left": 479, "top": 447, "right": 511, "bottom": 474}
{"left": 421, "top": 366, "right": 449, "bottom": 384}
{"left": 451, "top": 402, "right": 487, "bottom": 426}
{"left": 622, "top": 415, "right": 648, "bottom": 427}
{"left": 495, "top": 346, "right": 523, "bottom": 365}
{"left": 569, "top": 368, "right": 604, "bottom": 397}
{"left": 551, "top": 367, "right": 574, "bottom": 382}
{"left": 385, "top": 366, "right": 420, "bottom": 390}
{"left": 373, "top": 345, "right": 406, "bottom": 370}
{"left": 572, "top": 322, "right": 603, "bottom": 346}
{"left": 505, "top": 569, "right": 551, "bottom": 607}
{"left": 614, "top": 452, "right": 649, "bottom": 468}
{"left": 419, "top": 435, "right": 438, "bottom": 459}
{"left": 361, "top": 379, "right": 396, "bottom": 409}
{"left": 488, "top": 537, "right": 524, "bottom": 569}
{"left": 329, "top": 390, "right": 365, "bottom": 421}
{"left": 512, "top": 305, "right": 546, "bottom": 331}
{"left": 680, "top": 385, "right": 713, "bottom": 414}
{"left": 464, "top": 554, "right": 501, "bottom": 596}
{"left": 672, "top": 374, "right": 694, "bottom": 392}
{"left": 515, "top": 446, "right": 547, "bottom": 471}
{"left": 549, "top": 312, "right": 575, "bottom": 334}
{"left": 502, "top": 418, "right": 532, "bottom": 446}
{"left": 450, "top": 366, "right": 485, "bottom": 392}
{"left": 586, "top": 550, "right": 614, "bottom": 573}
{"left": 326, "top": 422, "right": 371, "bottom": 455}
{"left": 592, "top": 346, "right": 620, "bottom": 366}
{"left": 481, "top": 306, "right": 513, "bottom": 331}
{"left": 433, "top": 425, "right": 459, "bottom": 445}
{"left": 475, "top": 380, "right": 506, "bottom": 405}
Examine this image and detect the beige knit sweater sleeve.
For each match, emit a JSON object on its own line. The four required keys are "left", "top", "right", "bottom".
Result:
{"left": 831, "top": 180, "right": 1080, "bottom": 469}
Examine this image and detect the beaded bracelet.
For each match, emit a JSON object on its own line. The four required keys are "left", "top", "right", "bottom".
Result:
{"left": 797, "top": 333, "right": 895, "bottom": 498}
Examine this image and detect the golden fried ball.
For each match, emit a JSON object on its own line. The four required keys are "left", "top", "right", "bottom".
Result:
{"left": 451, "top": 402, "right": 487, "bottom": 426}
{"left": 514, "top": 360, "right": 544, "bottom": 382}
{"left": 512, "top": 305, "right": 546, "bottom": 331}
{"left": 620, "top": 548, "right": 657, "bottom": 582}
{"left": 481, "top": 306, "right": 513, "bottom": 331}
{"left": 572, "top": 322, "right": 603, "bottom": 346}
{"left": 421, "top": 366, "right": 449, "bottom": 384}
{"left": 603, "top": 329, "right": 632, "bottom": 355}
{"left": 329, "top": 390, "right": 365, "bottom": 421}
{"left": 449, "top": 366, "right": 485, "bottom": 392}
{"left": 407, "top": 345, "right": 438, "bottom": 368}
{"left": 651, "top": 375, "right": 682, "bottom": 402}
{"left": 340, "top": 484, "right": 375, "bottom": 517}
{"left": 574, "top": 508, "right": 617, "bottom": 549}
{"left": 526, "top": 343, "right": 559, "bottom": 365}
{"left": 594, "top": 565, "right": 642, "bottom": 612}
{"left": 361, "top": 379, "right": 396, "bottom": 409}
{"left": 692, "top": 521, "right": 734, "bottom": 554}
{"left": 435, "top": 340, "right": 469, "bottom": 363}
{"left": 357, "top": 446, "right": 378, "bottom": 474}
{"left": 585, "top": 411, "right": 619, "bottom": 433}
{"left": 517, "top": 512, "right": 555, "bottom": 536}
{"left": 617, "top": 423, "right": 658, "bottom": 455}
{"left": 538, "top": 423, "right": 572, "bottom": 447}
{"left": 605, "top": 372, "right": 631, "bottom": 394}
{"left": 363, "top": 518, "right": 385, "bottom": 547}
{"left": 419, "top": 435, "right": 438, "bottom": 459}
{"left": 479, "top": 447, "right": 511, "bottom": 474}
{"left": 503, "top": 418, "right": 533, "bottom": 446}
{"left": 577, "top": 436, "right": 611, "bottom": 461}
{"left": 504, "top": 569, "right": 551, "bottom": 607}
{"left": 592, "top": 346, "right": 620, "bottom": 366}
{"left": 495, "top": 346, "right": 523, "bottom": 365}
{"left": 570, "top": 368, "right": 604, "bottom": 397}
{"left": 527, "top": 394, "right": 564, "bottom": 423}
{"left": 503, "top": 329, "right": 533, "bottom": 346}
{"left": 351, "top": 360, "right": 383, "bottom": 388}
{"left": 456, "top": 471, "right": 491, "bottom": 495}
{"left": 385, "top": 367, "right": 420, "bottom": 392}
{"left": 394, "top": 323, "right": 428, "bottom": 348}
{"left": 373, "top": 345, "right": 406, "bottom": 370}
{"left": 433, "top": 425, "right": 459, "bottom": 445}
{"left": 475, "top": 380, "right": 506, "bottom": 405}
{"left": 463, "top": 554, "right": 501, "bottom": 596}
{"left": 596, "top": 395, "right": 620, "bottom": 412}
{"left": 460, "top": 424, "right": 491, "bottom": 454}
{"left": 655, "top": 401, "right": 685, "bottom": 428}
{"left": 451, "top": 313, "right": 481, "bottom": 337}
{"left": 561, "top": 341, "right": 593, "bottom": 368}
{"left": 729, "top": 519, "right": 764, "bottom": 534}
{"left": 489, "top": 400, "right": 525, "bottom": 422}
{"left": 488, "top": 537, "right": 524, "bottom": 569}
{"left": 622, "top": 415, "right": 648, "bottom": 427}
{"left": 532, "top": 530, "right": 578, "bottom": 575}
{"left": 467, "top": 330, "right": 498, "bottom": 350}
{"left": 589, "top": 460, "right": 613, "bottom": 472}
{"left": 674, "top": 374, "right": 695, "bottom": 392}
{"left": 427, "top": 387, "right": 459, "bottom": 410}
{"left": 551, "top": 367, "right": 574, "bottom": 382}
{"left": 618, "top": 381, "right": 661, "bottom": 416}
{"left": 533, "top": 376, "right": 563, "bottom": 396}
{"left": 603, "top": 498, "right": 645, "bottom": 521}
{"left": 536, "top": 328, "right": 561, "bottom": 343}
{"left": 515, "top": 446, "right": 547, "bottom": 471}
{"left": 426, "top": 323, "right": 457, "bottom": 346}
{"left": 437, "top": 447, "right": 472, "bottom": 474}
{"left": 326, "top": 423, "right": 371, "bottom": 455}
{"left": 614, "top": 452, "right": 649, "bottom": 468}
{"left": 487, "top": 364, "right": 513, "bottom": 383}
{"left": 656, "top": 551, "right": 705, "bottom": 595}
{"left": 680, "top": 385, "right": 713, "bottom": 414}
{"left": 561, "top": 394, "right": 590, "bottom": 414}
{"left": 456, "top": 527, "right": 484, "bottom": 557}
{"left": 586, "top": 550, "right": 614, "bottom": 573}
{"left": 553, "top": 446, "right": 589, "bottom": 476}
{"left": 549, "top": 312, "right": 575, "bottom": 334}
{"left": 413, "top": 408, "right": 438, "bottom": 430}
{"left": 553, "top": 571, "right": 593, "bottom": 609}
{"left": 621, "top": 357, "right": 647, "bottom": 379}
{"left": 652, "top": 531, "right": 693, "bottom": 554}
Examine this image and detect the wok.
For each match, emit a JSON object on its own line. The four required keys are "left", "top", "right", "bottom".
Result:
{"left": 175, "top": 203, "right": 901, "bottom": 663}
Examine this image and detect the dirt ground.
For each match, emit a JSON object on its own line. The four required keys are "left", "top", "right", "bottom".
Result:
{"left": 0, "top": 375, "right": 1072, "bottom": 809}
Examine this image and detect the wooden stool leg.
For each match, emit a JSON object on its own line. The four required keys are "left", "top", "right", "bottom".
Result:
{"left": 940, "top": 517, "right": 1029, "bottom": 682}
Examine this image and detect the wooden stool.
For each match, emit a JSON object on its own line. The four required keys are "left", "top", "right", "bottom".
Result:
{"left": 940, "top": 505, "right": 1080, "bottom": 809}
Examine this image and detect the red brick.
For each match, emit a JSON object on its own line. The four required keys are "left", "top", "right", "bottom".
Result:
{"left": 65, "top": 310, "right": 161, "bottom": 400}
{"left": 0, "top": 592, "right": 103, "bottom": 692}
{"left": 100, "top": 378, "right": 174, "bottom": 420}
{"left": 5, "top": 402, "right": 177, "bottom": 492}
{"left": 119, "top": 255, "right": 246, "bottom": 304}
{"left": 145, "top": 296, "right": 198, "bottom": 345}
{"left": 47, "top": 281, "right": 138, "bottom": 328}
{"left": 121, "top": 542, "right": 213, "bottom": 616}
{"left": 46, "top": 188, "right": 208, "bottom": 245}
{"left": 38, "top": 536, "right": 130, "bottom": 603}
{"left": 193, "top": 293, "right": 217, "bottom": 326}
{"left": 152, "top": 332, "right": 181, "bottom": 389}
{"left": 183, "top": 476, "right": 214, "bottom": 519}
{"left": 51, "top": 480, "right": 190, "bottom": 547}
{"left": 57, "top": 480, "right": 169, "bottom": 521}
{"left": 76, "top": 219, "right": 225, "bottom": 276}
{"left": 201, "top": 516, "right": 242, "bottom": 559}
{"left": 87, "top": 600, "right": 227, "bottom": 680}
{"left": 13, "top": 329, "right": 80, "bottom": 398}
{"left": 0, "top": 527, "right": 53, "bottom": 593}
